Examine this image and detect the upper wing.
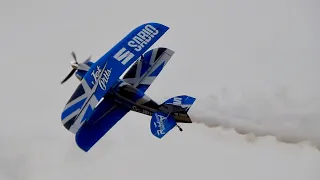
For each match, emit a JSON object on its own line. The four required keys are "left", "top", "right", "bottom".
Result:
{"left": 61, "top": 23, "right": 170, "bottom": 134}
{"left": 122, "top": 47, "right": 175, "bottom": 92}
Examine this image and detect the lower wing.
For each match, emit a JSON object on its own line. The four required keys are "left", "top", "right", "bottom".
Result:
{"left": 75, "top": 95, "right": 130, "bottom": 152}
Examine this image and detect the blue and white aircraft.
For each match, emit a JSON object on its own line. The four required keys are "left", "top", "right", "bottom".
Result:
{"left": 60, "top": 22, "right": 196, "bottom": 152}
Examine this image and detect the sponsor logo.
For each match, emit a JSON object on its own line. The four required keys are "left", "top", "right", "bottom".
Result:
{"left": 91, "top": 65, "right": 112, "bottom": 90}
{"left": 128, "top": 24, "right": 159, "bottom": 52}
{"left": 113, "top": 47, "right": 134, "bottom": 65}
{"left": 154, "top": 114, "right": 167, "bottom": 135}
{"left": 173, "top": 97, "right": 182, "bottom": 105}
{"left": 113, "top": 24, "right": 159, "bottom": 65}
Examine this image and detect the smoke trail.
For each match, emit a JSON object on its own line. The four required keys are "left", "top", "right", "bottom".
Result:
{"left": 190, "top": 88, "right": 320, "bottom": 150}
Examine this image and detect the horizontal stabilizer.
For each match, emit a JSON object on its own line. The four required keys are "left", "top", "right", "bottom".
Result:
{"left": 161, "top": 95, "right": 196, "bottom": 113}
{"left": 150, "top": 112, "right": 177, "bottom": 139}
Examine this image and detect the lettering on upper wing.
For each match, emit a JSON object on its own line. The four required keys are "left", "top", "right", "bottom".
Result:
{"left": 128, "top": 24, "right": 159, "bottom": 52}
{"left": 91, "top": 65, "right": 112, "bottom": 90}
{"left": 113, "top": 24, "right": 159, "bottom": 65}
{"left": 113, "top": 47, "right": 134, "bottom": 65}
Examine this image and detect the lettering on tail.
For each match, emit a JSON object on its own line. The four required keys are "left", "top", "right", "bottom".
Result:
{"left": 154, "top": 114, "right": 167, "bottom": 136}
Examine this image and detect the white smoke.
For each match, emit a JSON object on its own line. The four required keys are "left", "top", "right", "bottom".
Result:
{"left": 189, "top": 88, "right": 320, "bottom": 150}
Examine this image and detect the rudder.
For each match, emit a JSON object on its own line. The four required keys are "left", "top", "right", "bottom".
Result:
{"left": 150, "top": 111, "right": 177, "bottom": 139}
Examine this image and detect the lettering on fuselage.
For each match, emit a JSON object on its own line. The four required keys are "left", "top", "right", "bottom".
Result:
{"left": 113, "top": 24, "right": 159, "bottom": 65}
{"left": 91, "top": 65, "right": 112, "bottom": 90}
{"left": 132, "top": 106, "right": 153, "bottom": 116}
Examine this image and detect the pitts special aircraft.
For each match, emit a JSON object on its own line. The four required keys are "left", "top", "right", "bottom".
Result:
{"left": 60, "top": 22, "right": 196, "bottom": 152}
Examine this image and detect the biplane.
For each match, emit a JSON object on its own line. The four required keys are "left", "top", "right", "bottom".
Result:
{"left": 60, "top": 22, "right": 196, "bottom": 152}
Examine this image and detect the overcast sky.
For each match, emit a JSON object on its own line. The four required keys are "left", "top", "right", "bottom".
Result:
{"left": 1, "top": 0, "right": 320, "bottom": 179}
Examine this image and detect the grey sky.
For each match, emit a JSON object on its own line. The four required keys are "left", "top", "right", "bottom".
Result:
{"left": 0, "top": 0, "right": 319, "bottom": 179}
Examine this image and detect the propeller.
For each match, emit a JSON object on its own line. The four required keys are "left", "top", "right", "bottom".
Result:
{"left": 61, "top": 51, "right": 79, "bottom": 84}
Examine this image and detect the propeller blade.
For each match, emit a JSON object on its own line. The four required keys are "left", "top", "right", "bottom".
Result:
{"left": 71, "top": 51, "right": 78, "bottom": 63}
{"left": 61, "top": 69, "right": 76, "bottom": 84}
{"left": 84, "top": 55, "right": 91, "bottom": 63}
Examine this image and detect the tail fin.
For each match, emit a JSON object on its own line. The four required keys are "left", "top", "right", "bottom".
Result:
{"left": 150, "top": 95, "right": 196, "bottom": 138}
{"left": 150, "top": 111, "right": 177, "bottom": 139}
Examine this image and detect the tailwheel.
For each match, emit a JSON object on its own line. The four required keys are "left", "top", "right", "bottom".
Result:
{"left": 176, "top": 124, "right": 183, "bottom": 131}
